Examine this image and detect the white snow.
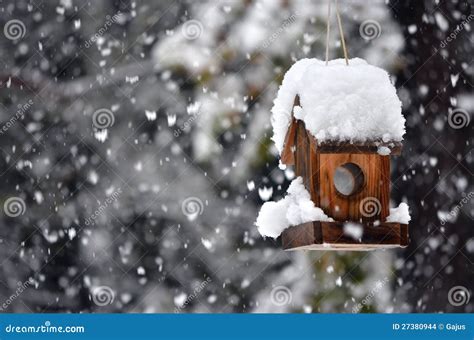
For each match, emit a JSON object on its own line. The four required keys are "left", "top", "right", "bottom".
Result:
{"left": 94, "top": 129, "right": 108, "bottom": 143}
{"left": 386, "top": 202, "right": 411, "bottom": 224}
{"left": 145, "top": 110, "right": 157, "bottom": 121}
{"left": 167, "top": 113, "right": 176, "bottom": 127}
{"left": 343, "top": 222, "right": 363, "bottom": 240}
{"left": 258, "top": 186, "right": 273, "bottom": 201}
{"left": 255, "top": 177, "right": 333, "bottom": 238}
{"left": 466, "top": 238, "right": 474, "bottom": 253}
{"left": 271, "top": 58, "right": 405, "bottom": 154}
{"left": 201, "top": 238, "right": 212, "bottom": 250}
{"left": 434, "top": 12, "right": 449, "bottom": 32}
{"left": 377, "top": 146, "right": 391, "bottom": 156}
{"left": 34, "top": 191, "right": 44, "bottom": 204}
{"left": 174, "top": 292, "right": 187, "bottom": 307}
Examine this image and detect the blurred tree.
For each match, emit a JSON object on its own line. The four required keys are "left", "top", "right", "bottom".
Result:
{"left": 389, "top": 0, "right": 473, "bottom": 312}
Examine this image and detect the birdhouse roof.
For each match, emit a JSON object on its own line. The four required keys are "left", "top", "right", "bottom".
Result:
{"left": 271, "top": 58, "right": 406, "bottom": 155}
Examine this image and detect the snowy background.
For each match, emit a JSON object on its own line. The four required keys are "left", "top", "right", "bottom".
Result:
{"left": 0, "top": 0, "right": 472, "bottom": 313}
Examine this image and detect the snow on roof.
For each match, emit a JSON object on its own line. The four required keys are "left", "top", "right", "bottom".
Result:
{"left": 271, "top": 58, "right": 405, "bottom": 154}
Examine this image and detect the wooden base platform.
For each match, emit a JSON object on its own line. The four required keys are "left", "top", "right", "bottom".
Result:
{"left": 281, "top": 221, "right": 408, "bottom": 251}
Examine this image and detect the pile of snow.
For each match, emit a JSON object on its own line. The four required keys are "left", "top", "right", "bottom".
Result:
{"left": 343, "top": 222, "right": 363, "bottom": 241}
{"left": 271, "top": 58, "right": 405, "bottom": 154}
{"left": 386, "top": 202, "right": 411, "bottom": 224}
{"left": 255, "top": 177, "right": 333, "bottom": 238}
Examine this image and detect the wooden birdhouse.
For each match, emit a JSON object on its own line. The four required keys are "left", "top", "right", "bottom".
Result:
{"left": 256, "top": 58, "right": 410, "bottom": 251}
{"left": 279, "top": 94, "right": 408, "bottom": 250}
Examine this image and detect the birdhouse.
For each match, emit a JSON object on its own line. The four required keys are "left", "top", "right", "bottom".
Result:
{"left": 256, "top": 58, "right": 410, "bottom": 250}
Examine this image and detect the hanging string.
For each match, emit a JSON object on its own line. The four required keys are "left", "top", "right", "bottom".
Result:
{"left": 325, "top": 0, "right": 331, "bottom": 66}
{"left": 335, "top": 0, "right": 349, "bottom": 65}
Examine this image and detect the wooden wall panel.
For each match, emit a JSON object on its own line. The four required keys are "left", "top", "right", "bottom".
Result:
{"left": 308, "top": 134, "right": 320, "bottom": 206}
{"left": 280, "top": 95, "right": 301, "bottom": 165}
{"left": 294, "top": 121, "right": 309, "bottom": 190}
{"left": 318, "top": 153, "right": 390, "bottom": 223}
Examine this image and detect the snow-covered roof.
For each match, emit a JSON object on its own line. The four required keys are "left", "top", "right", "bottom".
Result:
{"left": 271, "top": 58, "right": 405, "bottom": 154}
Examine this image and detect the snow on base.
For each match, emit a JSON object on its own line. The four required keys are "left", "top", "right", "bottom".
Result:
{"left": 386, "top": 202, "right": 411, "bottom": 224}
{"left": 343, "top": 222, "right": 363, "bottom": 241}
{"left": 255, "top": 177, "right": 333, "bottom": 238}
{"left": 271, "top": 58, "right": 405, "bottom": 154}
